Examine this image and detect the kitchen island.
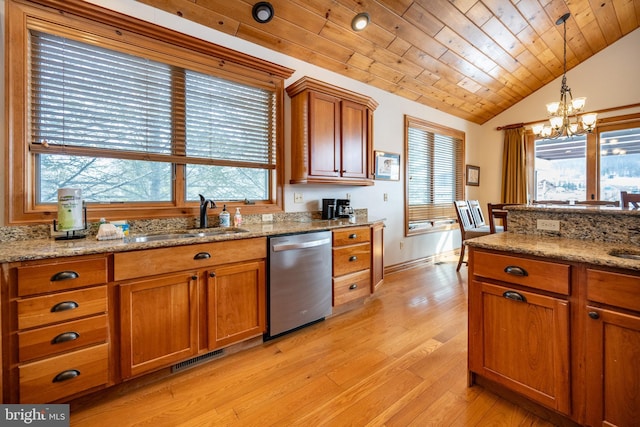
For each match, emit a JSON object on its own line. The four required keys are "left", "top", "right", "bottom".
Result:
{"left": 466, "top": 204, "right": 639, "bottom": 426}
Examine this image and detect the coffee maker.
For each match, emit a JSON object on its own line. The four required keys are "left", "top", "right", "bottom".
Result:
{"left": 322, "top": 198, "right": 337, "bottom": 220}
{"left": 336, "top": 199, "right": 353, "bottom": 218}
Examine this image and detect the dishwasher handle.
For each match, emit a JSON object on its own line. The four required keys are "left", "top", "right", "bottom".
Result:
{"left": 272, "top": 237, "right": 331, "bottom": 252}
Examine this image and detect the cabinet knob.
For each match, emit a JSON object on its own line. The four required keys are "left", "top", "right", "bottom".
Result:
{"left": 504, "top": 265, "right": 528, "bottom": 277}
{"left": 191, "top": 275, "right": 198, "bottom": 280}
{"left": 209, "top": 272, "right": 216, "bottom": 278}
{"left": 588, "top": 311, "right": 600, "bottom": 320}
{"left": 52, "top": 369, "right": 80, "bottom": 383}
{"left": 349, "top": 255, "right": 358, "bottom": 262}
{"left": 349, "top": 283, "right": 358, "bottom": 290}
{"left": 51, "top": 331, "right": 80, "bottom": 344}
{"left": 194, "top": 252, "right": 211, "bottom": 260}
{"left": 50, "top": 270, "right": 79, "bottom": 281}
{"left": 51, "top": 301, "right": 79, "bottom": 312}
{"left": 349, "top": 234, "right": 357, "bottom": 239}
{"left": 502, "top": 290, "right": 526, "bottom": 303}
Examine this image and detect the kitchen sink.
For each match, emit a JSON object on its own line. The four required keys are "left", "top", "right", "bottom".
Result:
{"left": 608, "top": 249, "right": 640, "bottom": 261}
{"left": 129, "top": 228, "right": 249, "bottom": 243}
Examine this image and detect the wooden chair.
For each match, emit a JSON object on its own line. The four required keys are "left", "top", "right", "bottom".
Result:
{"left": 487, "top": 203, "right": 514, "bottom": 233}
{"left": 621, "top": 191, "right": 640, "bottom": 208}
{"left": 453, "top": 200, "right": 491, "bottom": 271}
{"left": 467, "top": 200, "right": 487, "bottom": 227}
{"left": 574, "top": 200, "right": 620, "bottom": 206}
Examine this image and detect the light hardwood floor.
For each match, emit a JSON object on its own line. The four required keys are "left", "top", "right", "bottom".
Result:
{"left": 69, "top": 259, "right": 556, "bottom": 426}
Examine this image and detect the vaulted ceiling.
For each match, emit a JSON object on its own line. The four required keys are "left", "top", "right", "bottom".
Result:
{"left": 137, "top": 0, "right": 640, "bottom": 124}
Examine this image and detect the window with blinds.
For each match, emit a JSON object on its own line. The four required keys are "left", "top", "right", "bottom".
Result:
{"left": 30, "top": 30, "right": 276, "bottom": 204}
{"left": 405, "top": 116, "right": 464, "bottom": 235}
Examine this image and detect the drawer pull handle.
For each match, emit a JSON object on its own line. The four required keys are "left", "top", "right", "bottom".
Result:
{"left": 503, "top": 291, "right": 526, "bottom": 303}
{"left": 349, "top": 284, "right": 358, "bottom": 290}
{"left": 52, "top": 369, "right": 80, "bottom": 383}
{"left": 588, "top": 311, "right": 600, "bottom": 320}
{"left": 349, "top": 256, "right": 358, "bottom": 262}
{"left": 52, "top": 331, "right": 80, "bottom": 344}
{"left": 194, "top": 252, "right": 211, "bottom": 260}
{"left": 504, "top": 265, "right": 528, "bottom": 277}
{"left": 51, "top": 271, "right": 79, "bottom": 282}
{"left": 209, "top": 272, "right": 216, "bottom": 278}
{"left": 51, "top": 301, "right": 79, "bottom": 312}
{"left": 349, "top": 234, "right": 357, "bottom": 239}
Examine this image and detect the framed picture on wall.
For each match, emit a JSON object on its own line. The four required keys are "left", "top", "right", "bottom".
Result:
{"left": 466, "top": 165, "right": 480, "bottom": 186}
{"left": 374, "top": 151, "right": 400, "bottom": 181}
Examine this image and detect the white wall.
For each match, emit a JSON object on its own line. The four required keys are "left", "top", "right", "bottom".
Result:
{"left": 2, "top": 0, "right": 638, "bottom": 267}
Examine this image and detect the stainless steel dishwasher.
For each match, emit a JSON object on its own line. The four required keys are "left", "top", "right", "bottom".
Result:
{"left": 266, "top": 231, "right": 332, "bottom": 339}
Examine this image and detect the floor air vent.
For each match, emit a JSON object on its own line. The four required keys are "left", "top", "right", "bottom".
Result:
{"left": 171, "top": 349, "right": 224, "bottom": 373}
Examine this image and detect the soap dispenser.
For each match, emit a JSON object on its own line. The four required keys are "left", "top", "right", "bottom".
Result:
{"left": 234, "top": 207, "right": 243, "bottom": 227}
{"left": 219, "top": 205, "right": 230, "bottom": 227}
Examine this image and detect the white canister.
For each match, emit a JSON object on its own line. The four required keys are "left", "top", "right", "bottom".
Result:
{"left": 57, "top": 188, "right": 84, "bottom": 231}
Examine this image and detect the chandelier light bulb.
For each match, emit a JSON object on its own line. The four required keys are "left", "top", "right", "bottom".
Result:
{"left": 546, "top": 102, "right": 560, "bottom": 115}
{"left": 572, "top": 97, "right": 586, "bottom": 111}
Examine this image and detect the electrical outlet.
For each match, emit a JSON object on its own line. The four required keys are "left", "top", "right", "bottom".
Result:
{"left": 346, "top": 193, "right": 351, "bottom": 200}
{"left": 537, "top": 219, "right": 560, "bottom": 231}
{"left": 293, "top": 193, "right": 303, "bottom": 203}
{"left": 400, "top": 241, "right": 404, "bottom": 250}
{"left": 384, "top": 193, "right": 388, "bottom": 201}
{"left": 262, "top": 213, "right": 273, "bottom": 222}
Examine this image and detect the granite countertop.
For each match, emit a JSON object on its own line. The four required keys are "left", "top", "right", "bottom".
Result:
{"left": 0, "top": 218, "right": 383, "bottom": 263}
{"left": 507, "top": 204, "right": 640, "bottom": 216}
{"left": 466, "top": 232, "right": 640, "bottom": 271}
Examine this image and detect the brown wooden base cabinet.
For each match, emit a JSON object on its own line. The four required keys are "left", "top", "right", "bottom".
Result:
{"left": 469, "top": 247, "right": 640, "bottom": 426}
{"left": 115, "top": 238, "right": 267, "bottom": 380}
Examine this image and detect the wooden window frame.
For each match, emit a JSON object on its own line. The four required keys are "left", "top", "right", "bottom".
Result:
{"left": 5, "top": 0, "right": 294, "bottom": 225}
{"left": 404, "top": 115, "right": 465, "bottom": 237}
{"left": 525, "top": 113, "right": 640, "bottom": 202}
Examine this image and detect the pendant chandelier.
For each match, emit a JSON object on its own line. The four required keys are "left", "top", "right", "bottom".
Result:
{"left": 532, "top": 13, "right": 597, "bottom": 139}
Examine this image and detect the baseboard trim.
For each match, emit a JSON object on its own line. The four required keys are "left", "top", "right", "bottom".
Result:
{"left": 384, "top": 249, "right": 458, "bottom": 275}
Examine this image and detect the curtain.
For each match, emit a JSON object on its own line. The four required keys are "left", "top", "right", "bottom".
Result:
{"left": 501, "top": 127, "right": 527, "bottom": 203}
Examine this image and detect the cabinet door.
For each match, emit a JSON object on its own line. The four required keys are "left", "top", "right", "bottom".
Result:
{"left": 469, "top": 281, "right": 571, "bottom": 414}
{"left": 207, "top": 261, "right": 266, "bottom": 350}
{"left": 340, "top": 100, "right": 368, "bottom": 178}
{"left": 585, "top": 306, "right": 640, "bottom": 427}
{"left": 120, "top": 273, "right": 198, "bottom": 378}
{"left": 308, "top": 91, "right": 340, "bottom": 178}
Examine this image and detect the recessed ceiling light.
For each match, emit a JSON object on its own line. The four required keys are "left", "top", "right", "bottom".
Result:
{"left": 351, "top": 12, "right": 370, "bottom": 32}
{"left": 252, "top": 2, "right": 274, "bottom": 24}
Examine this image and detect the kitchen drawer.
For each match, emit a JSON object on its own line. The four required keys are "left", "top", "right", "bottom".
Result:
{"left": 18, "top": 314, "right": 108, "bottom": 362}
{"left": 333, "top": 227, "right": 370, "bottom": 247}
{"left": 333, "top": 270, "right": 370, "bottom": 305}
{"left": 333, "top": 244, "right": 371, "bottom": 277}
{"left": 586, "top": 269, "right": 640, "bottom": 312}
{"left": 19, "top": 343, "right": 109, "bottom": 403}
{"left": 17, "top": 286, "right": 107, "bottom": 330}
{"left": 17, "top": 256, "right": 108, "bottom": 297}
{"left": 114, "top": 237, "right": 266, "bottom": 281}
{"left": 473, "top": 251, "right": 570, "bottom": 295}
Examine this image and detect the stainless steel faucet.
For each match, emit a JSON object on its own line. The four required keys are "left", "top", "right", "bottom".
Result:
{"left": 198, "top": 194, "right": 217, "bottom": 228}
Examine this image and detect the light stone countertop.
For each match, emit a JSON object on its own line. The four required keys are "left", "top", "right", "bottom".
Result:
{"left": 466, "top": 232, "right": 640, "bottom": 271}
{"left": 0, "top": 218, "right": 382, "bottom": 263}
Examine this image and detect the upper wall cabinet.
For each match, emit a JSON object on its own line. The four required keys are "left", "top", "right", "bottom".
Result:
{"left": 287, "top": 77, "right": 378, "bottom": 186}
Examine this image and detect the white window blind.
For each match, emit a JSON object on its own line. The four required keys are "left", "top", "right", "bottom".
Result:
{"left": 406, "top": 118, "right": 464, "bottom": 231}
{"left": 29, "top": 30, "right": 277, "bottom": 203}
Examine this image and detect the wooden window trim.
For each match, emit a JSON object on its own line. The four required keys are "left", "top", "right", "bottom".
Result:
{"left": 5, "top": 0, "right": 294, "bottom": 224}
{"left": 404, "top": 116, "right": 466, "bottom": 237}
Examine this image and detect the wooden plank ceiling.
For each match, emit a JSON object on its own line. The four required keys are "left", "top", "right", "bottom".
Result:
{"left": 137, "top": 0, "right": 640, "bottom": 124}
